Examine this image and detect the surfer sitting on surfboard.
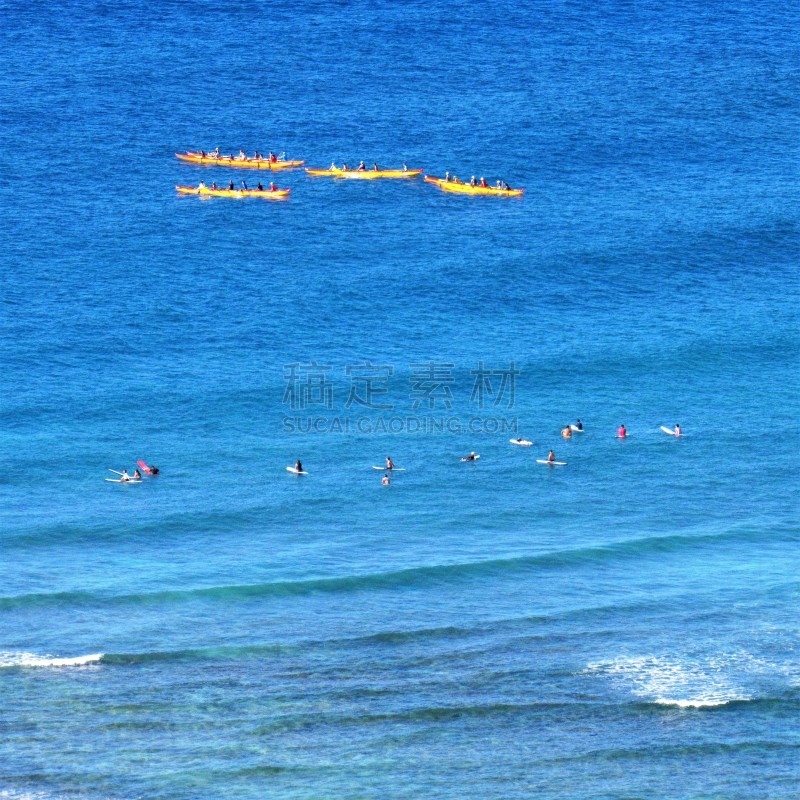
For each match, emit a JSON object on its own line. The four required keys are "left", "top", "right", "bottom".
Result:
{"left": 386, "top": 457, "right": 395, "bottom": 470}
{"left": 575, "top": 419, "right": 583, "bottom": 431}
{"left": 674, "top": 424, "right": 682, "bottom": 436}
{"left": 295, "top": 459, "right": 304, "bottom": 474}
{"left": 133, "top": 469, "right": 142, "bottom": 480}
{"left": 548, "top": 450, "right": 556, "bottom": 463}
{"left": 120, "top": 469, "right": 131, "bottom": 482}
{"left": 618, "top": 424, "right": 627, "bottom": 438}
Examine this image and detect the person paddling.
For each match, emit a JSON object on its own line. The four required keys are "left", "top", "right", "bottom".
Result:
{"left": 463, "top": 451, "right": 477, "bottom": 462}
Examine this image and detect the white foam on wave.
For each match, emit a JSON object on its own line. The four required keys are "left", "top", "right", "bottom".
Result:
{"left": 0, "top": 651, "right": 104, "bottom": 668}
{"left": 585, "top": 654, "right": 753, "bottom": 708}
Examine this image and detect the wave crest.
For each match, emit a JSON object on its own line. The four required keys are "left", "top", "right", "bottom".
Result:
{"left": 0, "top": 651, "right": 104, "bottom": 668}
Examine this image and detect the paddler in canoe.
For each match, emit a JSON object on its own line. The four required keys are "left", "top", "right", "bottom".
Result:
{"left": 357, "top": 161, "right": 367, "bottom": 171}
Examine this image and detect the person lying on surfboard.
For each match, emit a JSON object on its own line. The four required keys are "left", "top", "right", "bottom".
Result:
{"left": 462, "top": 452, "right": 477, "bottom": 461}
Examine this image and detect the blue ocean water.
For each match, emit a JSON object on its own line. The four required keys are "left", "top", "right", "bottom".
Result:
{"left": 1, "top": 0, "right": 799, "bottom": 797}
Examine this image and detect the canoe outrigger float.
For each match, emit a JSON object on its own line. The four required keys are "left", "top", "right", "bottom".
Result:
{"left": 176, "top": 185, "right": 291, "bottom": 199}
{"left": 176, "top": 152, "right": 304, "bottom": 170}
{"left": 424, "top": 175, "right": 524, "bottom": 197}
{"left": 305, "top": 167, "right": 423, "bottom": 179}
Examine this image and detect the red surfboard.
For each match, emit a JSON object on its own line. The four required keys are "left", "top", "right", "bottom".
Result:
{"left": 137, "top": 460, "right": 155, "bottom": 475}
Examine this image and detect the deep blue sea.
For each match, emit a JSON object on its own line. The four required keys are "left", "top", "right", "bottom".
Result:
{"left": 1, "top": 0, "right": 799, "bottom": 797}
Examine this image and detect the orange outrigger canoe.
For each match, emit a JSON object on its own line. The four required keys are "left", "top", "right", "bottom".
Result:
{"left": 176, "top": 185, "right": 291, "bottom": 199}
{"left": 305, "top": 166, "right": 423, "bottom": 179}
{"left": 176, "top": 152, "right": 304, "bottom": 170}
{"left": 424, "top": 175, "right": 523, "bottom": 197}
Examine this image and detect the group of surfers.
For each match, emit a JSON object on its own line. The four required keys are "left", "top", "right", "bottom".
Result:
{"left": 200, "top": 149, "right": 284, "bottom": 163}
{"left": 555, "top": 420, "right": 681, "bottom": 439}
{"left": 443, "top": 171, "right": 513, "bottom": 190}
{"left": 116, "top": 464, "right": 159, "bottom": 482}
{"left": 199, "top": 180, "right": 280, "bottom": 193}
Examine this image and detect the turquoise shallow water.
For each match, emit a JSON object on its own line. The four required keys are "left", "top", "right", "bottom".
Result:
{"left": 1, "top": 0, "right": 799, "bottom": 798}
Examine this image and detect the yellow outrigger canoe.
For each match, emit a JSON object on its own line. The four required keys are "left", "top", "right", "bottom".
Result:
{"left": 424, "top": 175, "right": 524, "bottom": 197}
{"left": 176, "top": 152, "right": 304, "bottom": 170}
{"left": 305, "top": 167, "right": 423, "bottom": 179}
{"left": 176, "top": 185, "right": 291, "bottom": 199}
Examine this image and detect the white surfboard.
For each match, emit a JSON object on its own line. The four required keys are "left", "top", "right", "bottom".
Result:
{"left": 105, "top": 478, "right": 142, "bottom": 483}
{"left": 570, "top": 425, "right": 584, "bottom": 432}
{"left": 615, "top": 434, "right": 632, "bottom": 438}
{"left": 510, "top": 439, "right": 533, "bottom": 446}
{"left": 286, "top": 467, "right": 309, "bottom": 475}
{"left": 371, "top": 466, "right": 405, "bottom": 471}
{"left": 660, "top": 426, "right": 682, "bottom": 436}
{"left": 536, "top": 460, "right": 567, "bottom": 466}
